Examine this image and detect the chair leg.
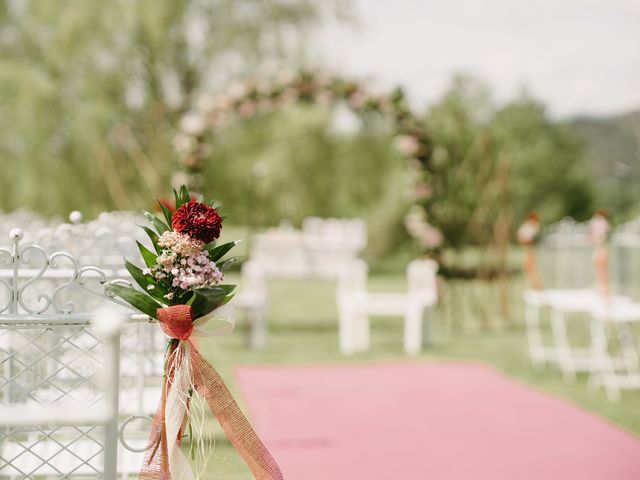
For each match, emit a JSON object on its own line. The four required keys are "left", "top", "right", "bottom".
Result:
{"left": 550, "top": 309, "right": 576, "bottom": 382}
{"left": 618, "top": 322, "right": 639, "bottom": 373}
{"left": 525, "top": 303, "right": 545, "bottom": 367}
{"left": 339, "top": 304, "right": 356, "bottom": 355}
{"left": 354, "top": 312, "right": 370, "bottom": 352}
{"left": 248, "top": 307, "right": 267, "bottom": 350}
{"left": 422, "top": 306, "right": 433, "bottom": 348}
{"left": 404, "top": 305, "right": 423, "bottom": 355}
{"left": 590, "top": 319, "right": 620, "bottom": 402}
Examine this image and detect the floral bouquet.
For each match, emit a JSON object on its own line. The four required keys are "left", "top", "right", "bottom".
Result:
{"left": 517, "top": 213, "right": 543, "bottom": 290}
{"left": 109, "top": 186, "right": 282, "bottom": 480}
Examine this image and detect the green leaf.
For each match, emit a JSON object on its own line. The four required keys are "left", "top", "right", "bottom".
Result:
{"left": 125, "top": 259, "right": 167, "bottom": 304}
{"left": 173, "top": 188, "right": 183, "bottom": 211}
{"left": 158, "top": 200, "right": 173, "bottom": 226}
{"left": 179, "top": 185, "right": 191, "bottom": 205}
{"left": 141, "top": 226, "right": 160, "bottom": 254}
{"left": 144, "top": 211, "right": 169, "bottom": 235}
{"left": 218, "top": 256, "right": 240, "bottom": 271}
{"left": 190, "top": 287, "right": 228, "bottom": 318}
{"left": 125, "top": 259, "right": 150, "bottom": 289}
{"left": 216, "top": 284, "right": 237, "bottom": 295}
{"left": 223, "top": 293, "right": 235, "bottom": 305}
{"left": 204, "top": 241, "right": 237, "bottom": 262}
{"left": 136, "top": 241, "right": 157, "bottom": 267}
{"left": 108, "top": 283, "right": 162, "bottom": 319}
{"left": 185, "top": 292, "right": 196, "bottom": 306}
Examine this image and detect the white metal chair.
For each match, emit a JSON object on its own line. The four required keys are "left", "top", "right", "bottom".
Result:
{"left": 0, "top": 309, "right": 126, "bottom": 479}
{"left": 337, "top": 258, "right": 438, "bottom": 355}
{"left": 0, "top": 228, "right": 155, "bottom": 478}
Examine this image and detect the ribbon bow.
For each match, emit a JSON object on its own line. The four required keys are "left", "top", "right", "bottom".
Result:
{"left": 141, "top": 304, "right": 283, "bottom": 480}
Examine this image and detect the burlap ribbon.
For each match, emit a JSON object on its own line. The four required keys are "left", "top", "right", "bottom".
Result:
{"left": 140, "top": 305, "right": 283, "bottom": 480}
{"left": 593, "top": 245, "right": 610, "bottom": 297}
{"left": 523, "top": 245, "right": 543, "bottom": 290}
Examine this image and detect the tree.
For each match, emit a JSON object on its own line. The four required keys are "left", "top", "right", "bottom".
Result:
{"left": 423, "top": 75, "right": 595, "bottom": 251}
{"left": 424, "top": 74, "right": 500, "bottom": 249}
{"left": 492, "top": 96, "right": 594, "bottom": 224}
{"left": 0, "top": 0, "right": 345, "bottom": 215}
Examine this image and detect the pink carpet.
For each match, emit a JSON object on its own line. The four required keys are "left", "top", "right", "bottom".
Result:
{"left": 235, "top": 362, "right": 640, "bottom": 479}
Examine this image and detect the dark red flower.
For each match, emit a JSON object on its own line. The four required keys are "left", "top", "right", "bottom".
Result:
{"left": 171, "top": 201, "right": 222, "bottom": 243}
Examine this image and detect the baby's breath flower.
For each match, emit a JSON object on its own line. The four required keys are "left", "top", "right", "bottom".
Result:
{"left": 157, "top": 231, "right": 204, "bottom": 256}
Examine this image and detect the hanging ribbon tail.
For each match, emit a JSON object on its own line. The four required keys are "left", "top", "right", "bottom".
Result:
{"left": 140, "top": 304, "right": 282, "bottom": 480}
{"left": 594, "top": 245, "right": 610, "bottom": 297}
{"left": 189, "top": 340, "right": 284, "bottom": 480}
{"left": 140, "top": 341, "right": 176, "bottom": 480}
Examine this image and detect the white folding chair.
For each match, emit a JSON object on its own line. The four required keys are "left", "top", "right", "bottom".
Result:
{"left": 588, "top": 300, "right": 640, "bottom": 401}
{"left": 524, "top": 218, "right": 640, "bottom": 397}
{"left": 524, "top": 218, "right": 608, "bottom": 368}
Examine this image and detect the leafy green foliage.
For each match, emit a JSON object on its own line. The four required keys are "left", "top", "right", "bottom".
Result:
{"left": 179, "top": 185, "right": 190, "bottom": 206}
{"left": 569, "top": 111, "right": 640, "bottom": 221}
{"left": 493, "top": 98, "right": 595, "bottom": 223}
{"left": 124, "top": 259, "right": 166, "bottom": 305}
{"left": 144, "top": 211, "right": 169, "bottom": 235}
{"left": 198, "top": 103, "right": 410, "bottom": 259}
{"left": 217, "top": 257, "right": 240, "bottom": 272}
{"left": 205, "top": 241, "right": 237, "bottom": 262}
{"left": 0, "top": 0, "right": 344, "bottom": 215}
{"left": 111, "top": 185, "right": 238, "bottom": 319}
{"left": 141, "top": 226, "right": 160, "bottom": 254}
{"left": 137, "top": 241, "right": 157, "bottom": 267}
{"left": 158, "top": 201, "right": 173, "bottom": 226}
{"left": 424, "top": 75, "right": 595, "bottom": 248}
{"left": 108, "top": 283, "right": 163, "bottom": 318}
{"left": 190, "top": 286, "right": 234, "bottom": 318}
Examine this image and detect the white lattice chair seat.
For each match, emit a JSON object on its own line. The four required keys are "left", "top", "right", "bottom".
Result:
{"left": 524, "top": 288, "right": 595, "bottom": 308}
{"left": 0, "top": 228, "right": 160, "bottom": 478}
{"left": 1, "top": 434, "right": 145, "bottom": 478}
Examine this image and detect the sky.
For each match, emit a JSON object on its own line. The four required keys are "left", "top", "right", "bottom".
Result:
{"left": 311, "top": 0, "right": 640, "bottom": 118}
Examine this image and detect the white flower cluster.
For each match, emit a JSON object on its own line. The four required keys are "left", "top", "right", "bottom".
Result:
{"left": 147, "top": 231, "right": 224, "bottom": 299}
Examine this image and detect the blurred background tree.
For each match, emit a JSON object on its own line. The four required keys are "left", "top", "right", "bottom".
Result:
{"left": 0, "top": 0, "right": 632, "bottom": 259}
{"left": 424, "top": 75, "right": 499, "bottom": 250}
{"left": 0, "top": 0, "right": 346, "bottom": 215}
{"left": 423, "top": 75, "right": 595, "bottom": 252}
{"left": 570, "top": 111, "right": 640, "bottom": 221}
{"left": 199, "top": 103, "right": 410, "bottom": 258}
{"left": 492, "top": 96, "right": 595, "bottom": 225}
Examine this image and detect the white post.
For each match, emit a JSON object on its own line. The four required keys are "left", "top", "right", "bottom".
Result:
{"left": 404, "top": 301, "right": 423, "bottom": 355}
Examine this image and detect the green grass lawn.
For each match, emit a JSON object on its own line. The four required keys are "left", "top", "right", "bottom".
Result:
{"left": 194, "top": 272, "right": 640, "bottom": 478}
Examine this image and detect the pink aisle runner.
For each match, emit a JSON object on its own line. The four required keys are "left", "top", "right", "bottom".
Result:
{"left": 235, "top": 362, "right": 640, "bottom": 480}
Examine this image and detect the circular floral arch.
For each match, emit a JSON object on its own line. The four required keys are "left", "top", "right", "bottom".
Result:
{"left": 171, "top": 70, "right": 442, "bottom": 251}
